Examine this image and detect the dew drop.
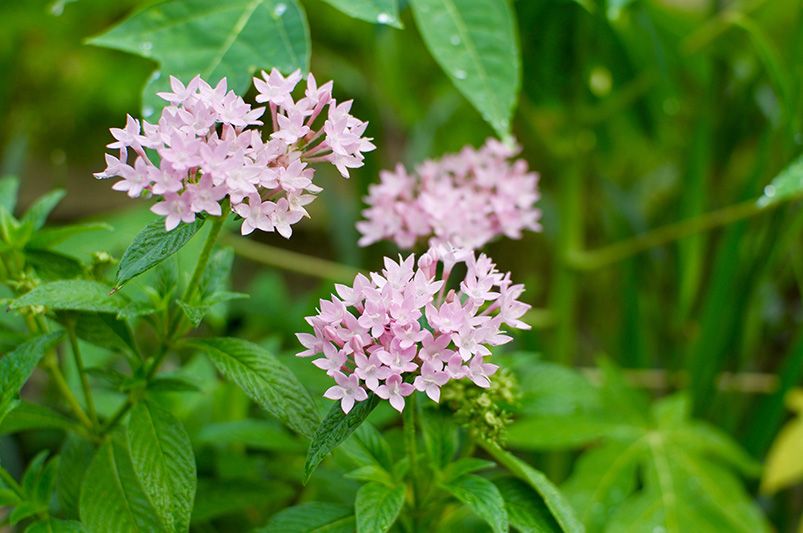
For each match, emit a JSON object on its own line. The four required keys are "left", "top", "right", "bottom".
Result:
{"left": 149, "top": 70, "right": 161, "bottom": 82}
{"left": 376, "top": 12, "right": 393, "bottom": 24}
{"left": 454, "top": 69, "right": 467, "bottom": 80}
{"left": 763, "top": 184, "right": 776, "bottom": 197}
{"left": 139, "top": 41, "right": 153, "bottom": 54}
{"left": 274, "top": 2, "right": 287, "bottom": 16}
{"left": 450, "top": 35, "right": 461, "bottom": 45}
{"left": 143, "top": 105, "right": 155, "bottom": 118}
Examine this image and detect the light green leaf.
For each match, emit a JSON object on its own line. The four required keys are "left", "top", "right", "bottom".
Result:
{"left": 80, "top": 438, "right": 166, "bottom": 533}
{"left": 25, "top": 519, "right": 86, "bottom": 533}
{"left": 442, "top": 458, "right": 495, "bottom": 482}
{"left": 20, "top": 190, "right": 66, "bottom": 234}
{"left": 507, "top": 415, "right": 628, "bottom": 450}
{"left": 0, "top": 402, "right": 77, "bottom": 434}
{"left": 127, "top": 401, "right": 196, "bottom": 533}
{"left": 760, "top": 153, "right": 803, "bottom": 205}
{"left": 258, "top": 501, "right": 354, "bottom": 532}
{"left": 88, "top": 0, "right": 310, "bottom": 118}
{"left": 0, "top": 175, "right": 20, "bottom": 214}
{"left": 495, "top": 477, "right": 560, "bottom": 533}
{"left": 419, "top": 408, "right": 459, "bottom": 469}
{"left": 177, "top": 291, "right": 248, "bottom": 327}
{"left": 24, "top": 250, "right": 84, "bottom": 280}
{"left": 409, "top": 0, "right": 520, "bottom": 137}
{"left": 114, "top": 218, "right": 205, "bottom": 290}
{"left": 190, "top": 337, "right": 319, "bottom": 438}
{"left": 0, "top": 332, "right": 63, "bottom": 425}
{"left": 321, "top": 0, "right": 402, "bottom": 28}
{"left": 28, "top": 222, "right": 113, "bottom": 249}
{"left": 10, "top": 280, "right": 123, "bottom": 314}
{"left": 355, "top": 482, "right": 406, "bottom": 533}
{"left": 440, "top": 475, "right": 509, "bottom": 533}
{"left": 305, "top": 394, "right": 380, "bottom": 482}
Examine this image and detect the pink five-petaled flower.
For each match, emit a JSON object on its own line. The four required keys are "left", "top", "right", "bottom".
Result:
{"left": 357, "top": 138, "right": 541, "bottom": 250}
{"left": 96, "top": 70, "right": 373, "bottom": 234}
{"left": 297, "top": 248, "right": 530, "bottom": 412}
{"left": 324, "top": 371, "right": 368, "bottom": 414}
{"left": 375, "top": 374, "right": 415, "bottom": 413}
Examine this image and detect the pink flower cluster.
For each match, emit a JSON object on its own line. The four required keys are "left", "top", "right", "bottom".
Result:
{"left": 357, "top": 139, "right": 541, "bottom": 250}
{"left": 96, "top": 70, "right": 374, "bottom": 234}
{"left": 296, "top": 246, "right": 531, "bottom": 413}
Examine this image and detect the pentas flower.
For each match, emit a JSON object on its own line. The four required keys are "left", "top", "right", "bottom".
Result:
{"left": 297, "top": 245, "right": 531, "bottom": 413}
{"left": 96, "top": 70, "right": 374, "bottom": 233}
{"left": 357, "top": 138, "right": 541, "bottom": 250}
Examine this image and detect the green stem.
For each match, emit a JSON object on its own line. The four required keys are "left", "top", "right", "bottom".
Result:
{"left": 0, "top": 467, "right": 23, "bottom": 498}
{"left": 67, "top": 320, "right": 97, "bottom": 425}
{"left": 403, "top": 394, "right": 420, "bottom": 528}
{"left": 44, "top": 355, "right": 93, "bottom": 430}
{"left": 221, "top": 233, "right": 359, "bottom": 282}
{"left": 181, "top": 212, "right": 228, "bottom": 306}
{"left": 569, "top": 194, "right": 801, "bottom": 271}
{"left": 101, "top": 398, "right": 133, "bottom": 436}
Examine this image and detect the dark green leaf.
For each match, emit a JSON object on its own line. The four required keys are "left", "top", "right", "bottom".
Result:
{"left": 321, "top": 0, "right": 402, "bottom": 28}
{"left": 127, "top": 401, "right": 196, "bottom": 533}
{"left": 191, "top": 478, "right": 294, "bottom": 523}
{"left": 355, "top": 482, "right": 405, "bottom": 533}
{"left": 25, "top": 250, "right": 84, "bottom": 280}
{"left": 0, "top": 402, "right": 77, "bottom": 434}
{"left": 258, "top": 501, "right": 354, "bottom": 533}
{"left": 305, "top": 394, "right": 380, "bottom": 482}
{"left": 442, "top": 458, "right": 495, "bottom": 482}
{"left": 80, "top": 437, "right": 166, "bottom": 532}
{"left": 56, "top": 435, "right": 96, "bottom": 519}
{"left": 25, "top": 519, "right": 86, "bottom": 533}
{"left": 441, "top": 474, "right": 509, "bottom": 533}
{"left": 419, "top": 408, "right": 459, "bottom": 469}
{"left": 114, "top": 218, "right": 205, "bottom": 290}
{"left": 11, "top": 280, "right": 123, "bottom": 314}
{"left": 495, "top": 477, "right": 560, "bottom": 533}
{"left": 177, "top": 291, "right": 247, "bottom": 327}
{"left": 190, "top": 337, "right": 319, "bottom": 437}
{"left": 88, "top": 0, "right": 310, "bottom": 118}
{"left": 409, "top": 0, "right": 520, "bottom": 136}
{"left": 0, "top": 332, "right": 63, "bottom": 425}
{"left": 73, "top": 312, "right": 138, "bottom": 357}
{"left": 147, "top": 376, "right": 201, "bottom": 393}
{"left": 341, "top": 422, "right": 394, "bottom": 471}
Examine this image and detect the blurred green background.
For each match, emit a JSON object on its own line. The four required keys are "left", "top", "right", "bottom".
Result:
{"left": 1, "top": 0, "right": 802, "bottom": 528}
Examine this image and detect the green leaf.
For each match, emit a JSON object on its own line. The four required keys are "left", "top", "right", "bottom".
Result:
{"left": 114, "top": 218, "right": 205, "bottom": 290}
{"left": 440, "top": 475, "right": 509, "bottom": 533}
{"left": 420, "top": 408, "right": 459, "bottom": 469}
{"left": 355, "top": 482, "right": 405, "bottom": 533}
{"left": 321, "top": 0, "right": 402, "bottom": 28}
{"left": 88, "top": 0, "right": 310, "bottom": 118}
{"left": 0, "top": 175, "right": 19, "bottom": 214}
{"left": 73, "top": 312, "right": 138, "bottom": 357}
{"left": 408, "top": 0, "right": 520, "bottom": 137}
{"left": 191, "top": 478, "right": 293, "bottom": 523}
{"left": 196, "top": 419, "right": 302, "bottom": 452}
{"left": 507, "top": 415, "right": 627, "bottom": 450}
{"left": 28, "top": 222, "right": 113, "bottom": 249}
{"left": 760, "top": 153, "right": 803, "bottom": 205}
{"left": 0, "top": 402, "right": 77, "bottom": 434}
{"left": 127, "top": 400, "right": 196, "bottom": 533}
{"left": 258, "top": 501, "right": 355, "bottom": 532}
{"left": 190, "top": 337, "right": 319, "bottom": 438}
{"left": 25, "top": 519, "right": 86, "bottom": 533}
{"left": 20, "top": 190, "right": 66, "bottom": 234}
{"left": 0, "top": 332, "right": 63, "bottom": 425}
{"left": 305, "top": 394, "right": 380, "bottom": 483}
{"left": 147, "top": 376, "right": 201, "bottom": 393}
{"left": 495, "top": 477, "right": 560, "bottom": 533}
{"left": 442, "top": 458, "right": 495, "bottom": 482}
{"left": 341, "top": 422, "right": 394, "bottom": 471}
{"left": 481, "top": 441, "right": 584, "bottom": 533}
{"left": 177, "top": 291, "right": 248, "bottom": 327}
{"left": 11, "top": 280, "right": 123, "bottom": 314}
{"left": 80, "top": 437, "right": 166, "bottom": 533}
{"left": 25, "top": 250, "right": 84, "bottom": 280}
{"left": 56, "top": 435, "right": 96, "bottom": 519}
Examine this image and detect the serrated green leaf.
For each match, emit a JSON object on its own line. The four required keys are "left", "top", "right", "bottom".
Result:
{"left": 28, "top": 222, "right": 113, "bottom": 249}
{"left": 56, "top": 435, "right": 95, "bottom": 519}
{"left": 25, "top": 519, "right": 86, "bottom": 533}
{"left": 196, "top": 419, "right": 302, "bottom": 452}
{"left": 495, "top": 477, "right": 560, "bottom": 533}
{"left": 355, "top": 482, "right": 405, "bottom": 533}
{"left": 88, "top": 0, "right": 310, "bottom": 118}
{"left": 0, "top": 402, "right": 77, "bottom": 434}
{"left": 321, "top": 0, "right": 402, "bottom": 28}
{"left": 305, "top": 394, "right": 380, "bottom": 482}
{"left": 258, "top": 501, "right": 354, "bottom": 532}
{"left": 0, "top": 332, "right": 63, "bottom": 425}
{"left": 11, "top": 280, "right": 123, "bottom": 314}
{"left": 127, "top": 400, "right": 196, "bottom": 533}
{"left": 190, "top": 337, "right": 319, "bottom": 438}
{"left": 0, "top": 175, "right": 19, "bottom": 213}
{"left": 441, "top": 474, "right": 509, "bottom": 533}
{"left": 409, "top": 0, "right": 520, "bottom": 137}
{"left": 114, "top": 218, "right": 205, "bottom": 290}
{"left": 80, "top": 437, "right": 166, "bottom": 533}
{"left": 760, "top": 153, "right": 803, "bottom": 205}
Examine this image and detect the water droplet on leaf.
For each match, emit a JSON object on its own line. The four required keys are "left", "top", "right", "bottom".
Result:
{"left": 450, "top": 35, "right": 461, "bottom": 45}
{"left": 143, "top": 106, "right": 155, "bottom": 118}
{"left": 274, "top": 3, "right": 287, "bottom": 16}
{"left": 454, "top": 69, "right": 467, "bottom": 80}
{"left": 376, "top": 12, "right": 393, "bottom": 24}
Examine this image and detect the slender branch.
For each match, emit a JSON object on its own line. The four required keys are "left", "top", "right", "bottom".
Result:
{"left": 403, "top": 394, "right": 421, "bottom": 528}
{"left": 569, "top": 194, "right": 801, "bottom": 271}
{"left": 66, "top": 320, "right": 97, "bottom": 425}
{"left": 44, "top": 356, "right": 93, "bottom": 430}
{"left": 181, "top": 211, "right": 228, "bottom": 306}
{"left": 222, "top": 233, "right": 359, "bottom": 282}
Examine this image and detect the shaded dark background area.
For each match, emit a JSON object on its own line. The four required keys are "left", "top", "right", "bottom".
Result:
{"left": 1, "top": 0, "right": 802, "bottom": 525}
